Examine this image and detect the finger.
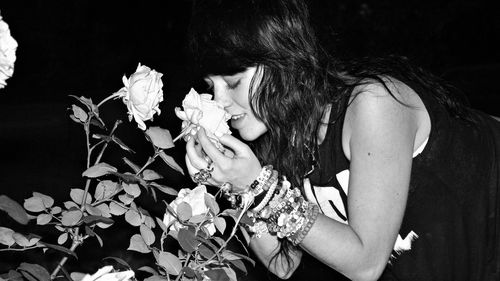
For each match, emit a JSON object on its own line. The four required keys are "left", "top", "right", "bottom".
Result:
{"left": 197, "top": 128, "right": 226, "bottom": 162}
{"left": 218, "top": 134, "right": 251, "bottom": 156}
{"left": 186, "top": 136, "right": 209, "bottom": 169}
{"left": 185, "top": 153, "right": 198, "bottom": 176}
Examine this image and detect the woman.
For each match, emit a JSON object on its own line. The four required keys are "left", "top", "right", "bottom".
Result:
{"left": 184, "top": 0, "right": 500, "bottom": 280}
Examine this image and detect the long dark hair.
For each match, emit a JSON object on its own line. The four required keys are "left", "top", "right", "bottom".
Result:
{"left": 188, "top": 0, "right": 470, "bottom": 273}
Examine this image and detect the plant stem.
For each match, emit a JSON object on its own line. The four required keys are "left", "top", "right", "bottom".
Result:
{"left": 50, "top": 239, "right": 82, "bottom": 280}
{"left": 172, "top": 124, "right": 196, "bottom": 143}
{"left": 97, "top": 92, "right": 123, "bottom": 108}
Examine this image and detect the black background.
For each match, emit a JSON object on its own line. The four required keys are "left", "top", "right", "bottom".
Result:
{"left": 0, "top": 0, "right": 499, "bottom": 278}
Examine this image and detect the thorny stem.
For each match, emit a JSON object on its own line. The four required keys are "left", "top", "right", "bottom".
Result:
{"left": 94, "top": 120, "right": 122, "bottom": 165}
{"left": 97, "top": 92, "right": 123, "bottom": 108}
{"left": 50, "top": 239, "right": 82, "bottom": 279}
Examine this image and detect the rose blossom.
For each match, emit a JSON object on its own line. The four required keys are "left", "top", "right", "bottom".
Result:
{"left": 117, "top": 63, "right": 164, "bottom": 130}
{"left": 163, "top": 185, "right": 216, "bottom": 235}
{"left": 73, "top": 266, "right": 134, "bottom": 281}
{"left": 175, "top": 88, "right": 231, "bottom": 144}
{"left": 0, "top": 12, "right": 18, "bottom": 90}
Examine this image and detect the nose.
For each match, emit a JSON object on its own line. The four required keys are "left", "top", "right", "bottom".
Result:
{"left": 212, "top": 83, "right": 232, "bottom": 108}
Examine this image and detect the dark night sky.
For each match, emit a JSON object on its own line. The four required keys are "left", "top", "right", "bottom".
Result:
{"left": 0, "top": 0, "right": 499, "bottom": 275}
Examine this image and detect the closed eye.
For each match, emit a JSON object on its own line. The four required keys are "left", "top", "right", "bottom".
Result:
{"left": 227, "top": 79, "right": 241, "bottom": 90}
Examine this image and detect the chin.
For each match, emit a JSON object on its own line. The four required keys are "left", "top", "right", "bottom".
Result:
{"left": 238, "top": 127, "right": 267, "bottom": 141}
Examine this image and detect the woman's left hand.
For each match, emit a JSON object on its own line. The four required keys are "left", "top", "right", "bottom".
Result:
{"left": 185, "top": 128, "right": 262, "bottom": 193}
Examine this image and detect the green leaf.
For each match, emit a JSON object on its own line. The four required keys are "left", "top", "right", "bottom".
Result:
{"left": 38, "top": 242, "right": 77, "bottom": 258}
{"left": 13, "top": 233, "right": 39, "bottom": 247}
{"left": 228, "top": 259, "right": 246, "bottom": 274}
{"left": 204, "top": 194, "right": 219, "bottom": 215}
{"left": 102, "top": 256, "right": 131, "bottom": 268}
{"left": 176, "top": 202, "right": 192, "bottom": 221}
{"left": 32, "top": 192, "right": 54, "bottom": 209}
{"left": 155, "top": 217, "right": 169, "bottom": 234}
{"left": 8, "top": 270, "right": 23, "bottom": 281}
{"left": 82, "top": 162, "right": 117, "bottom": 178}
{"left": 140, "top": 224, "right": 155, "bottom": 246}
{"left": 70, "top": 189, "right": 92, "bottom": 205}
{"left": 112, "top": 135, "right": 135, "bottom": 153}
{"left": 71, "top": 104, "right": 88, "bottom": 123}
{"left": 137, "top": 266, "right": 158, "bottom": 276}
{"left": 94, "top": 180, "right": 119, "bottom": 201}
{"left": 118, "top": 194, "right": 134, "bottom": 205}
{"left": 61, "top": 210, "right": 83, "bottom": 226}
{"left": 95, "top": 203, "right": 111, "bottom": 218}
{"left": 198, "top": 243, "right": 215, "bottom": 260}
{"left": 181, "top": 267, "right": 196, "bottom": 278}
{"left": 158, "top": 151, "right": 184, "bottom": 175}
{"left": 214, "top": 217, "right": 226, "bottom": 234}
{"left": 51, "top": 206, "right": 62, "bottom": 214}
{"left": 222, "top": 250, "right": 255, "bottom": 267}
{"left": 142, "top": 169, "right": 163, "bottom": 181}
{"left": 0, "top": 195, "right": 29, "bottom": 224}
{"left": 64, "top": 201, "right": 79, "bottom": 210}
{"left": 23, "top": 197, "right": 45, "bottom": 213}
{"left": 0, "top": 226, "right": 15, "bottom": 246}
{"left": 128, "top": 234, "right": 150, "bottom": 253}
{"left": 85, "top": 204, "right": 102, "bottom": 216}
{"left": 157, "top": 251, "right": 182, "bottom": 276}
{"left": 82, "top": 215, "right": 114, "bottom": 225}
{"left": 36, "top": 214, "right": 52, "bottom": 225}
{"left": 223, "top": 267, "right": 238, "bottom": 281}
{"left": 123, "top": 183, "right": 141, "bottom": 198}
{"left": 57, "top": 233, "right": 68, "bottom": 245}
{"left": 125, "top": 209, "right": 142, "bottom": 226}
{"left": 145, "top": 127, "right": 174, "bottom": 149}
{"left": 122, "top": 157, "right": 141, "bottom": 173}
{"left": 18, "top": 263, "right": 51, "bottom": 281}
{"left": 177, "top": 228, "right": 198, "bottom": 253}
{"left": 109, "top": 201, "right": 127, "bottom": 216}
{"left": 149, "top": 183, "right": 178, "bottom": 196}
{"left": 205, "top": 269, "right": 229, "bottom": 281}
{"left": 143, "top": 276, "right": 167, "bottom": 281}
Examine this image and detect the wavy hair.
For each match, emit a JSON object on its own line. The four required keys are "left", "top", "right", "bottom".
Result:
{"left": 188, "top": 0, "right": 471, "bottom": 274}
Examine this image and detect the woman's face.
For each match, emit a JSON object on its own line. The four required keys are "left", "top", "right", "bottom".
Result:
{"left": 204, "top": 66, "right": 267, "bottom": 141}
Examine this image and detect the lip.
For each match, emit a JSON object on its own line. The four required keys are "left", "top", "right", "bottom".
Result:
{"left": 230, "top": 114, "right": 245, "bottom": 129}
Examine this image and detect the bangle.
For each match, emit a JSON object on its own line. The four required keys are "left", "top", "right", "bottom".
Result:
{"left": 252, "top": 173, "right": 279, "bottom": 213}
{"left": 251, "top": 165, "right": 273, "bottom": 196}
{"left": 290, "top": 203, "right": 319, "bottom": 245}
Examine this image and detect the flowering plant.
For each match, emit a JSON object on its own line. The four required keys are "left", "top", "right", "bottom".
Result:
{"left": 0, "top": 64, "right": 255, "bottom": 281}
{"left": 0, "top": 10, "right": 18, "bottom": 89}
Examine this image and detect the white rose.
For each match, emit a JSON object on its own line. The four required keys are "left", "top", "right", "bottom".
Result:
{"left": 118, "top": 63, "right": 164, "bottom": 130}
{"left": 72, "top": 266, "right": 134, "bottom": 281}
{"left": 163, "top": 185, "right": 216, "bottom": 235}
{"left": 0, "top": 12, "right": 18, "bottom": 90}
{"left": 175, "top": 88, "right": 231, "bottom": 143}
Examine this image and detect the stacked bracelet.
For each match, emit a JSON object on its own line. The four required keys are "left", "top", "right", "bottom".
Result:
{"left": 252, "top": 172, "right": 279, "bottom": 213}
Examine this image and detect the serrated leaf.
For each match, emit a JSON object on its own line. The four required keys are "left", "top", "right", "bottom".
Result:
{"left": 38, "top": 242, "right": 77, "bottom": 258}
{"left": 204, "top": 194, "right": 219, "bottom": 215}
{"left": 112, "top": 136, "right": 135, "bottom": 153}
{"left": 51, "top": 206, "right": 62, "bottom": 214}
{"left": 24, "top": 197, "right": 45, "bottom": 213}
{"left": 128, "top": 234, "right": 150, "bottom": 253}
{"left": 57, "top": 233, "right": 68, "bottom": 245}
{"left": 85, "top": 204, "right": 102, "bottom": 216}
{"left": 176, "top": 202, "right": 192, "bottom": 221}
{"left": 32, "top": 192, "right": 54, "bottom": 209}
{"left": 145, "top": 127, "right": 174, "bottom": 149}
{"left": 122, "top": 157, "right": 141, "bottom": 173}
{"left": 61, "top": 210, "right": 83, "bottom": 226}
{"left": 198, "top": 243, "right": 215, "bottom": 259}
{"left": 140, "top": 224, "right": 155, "bottom": 246}
{"left": 149, "top": 183, "right": 178, "bottom": 196}
{"left": 228, "top": 259, "right": 246, "bottom": 274}
{"left": 158, "top": 151, "right": 184, "bottom": 175}
{"left": 181, "top": 267, "right": 196, "bottom": 278}
{"left": 177, "top": 228, "right": 198, "bottom": 253}
{"left": 157, "top": 251, "right": 182, "bottom": 276}
{"left": 71, "top": 104, "right": 88, "bottom": 123}
{"left": 18, "top": 263, "right": 51, "bottom": 281}
{"left": 223, "top": 267, "right": 238, "bottom": 281}
{"left": 214, "top": 217, "right": 226, "bottom": 234}
{"left": 155, "top": 217, "right": 169, "bottom": 234}
{"left": 12, "top": 233, "right": 30, "bottom": 247}
{"left": 8, "top": 270, "right": 23, "bottom": 281}
{"left": 103, "top": 256, "right": 131, "bottom": 268}
{"left": 109, "top": 201, "right": 127, "bottom": 216}
{"left": 0, "top": 226, "right": 15, "bottom": 246}
{"left": 189, "top": 214, "right": 206, "bottom": 224}
{"left": 118, "top": 194, "right": 134, "bottom": 205}
{"left": 82, "top": 215, "right": 114, "bottom": 225}
{"left": 37, "top": 214, "right": 52, "bottom": 225}
{"left": 125, "top": 210, "right": 142, "bottom": 226}
{"left": 142, "top": 169, "right": 163, "bottom": 181}
{"left": 123, "top": 183, "right": 141, "bottom": 198}
{"left": 82, "top": 163, "right": 117, "bottom": 178}
{"left": 95, "top": 203, "right": 111, "bottom": 218}
{"left": 0, "top": 195, "right": 29, "bottom": 224}
{"left": 94, "top": 180, "right": 118, "bottom": 201}
{"left": 205, "top": 269, "right": 229, "bottom": 281}
{"left": 222, "top": 250, "right": 255, "bottom": 267}
{"left": 70, "top": 189, "right": 92, "bottom": 205}
{"left": 64, "top": 201, "right": 79, "bottom": 210}
{"left": 137, "top": 266, "right": 158, "bottom": 276}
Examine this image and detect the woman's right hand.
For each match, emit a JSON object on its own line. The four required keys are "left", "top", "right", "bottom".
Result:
{"left": 185, "top": 128, "right": 262, "bottom": 193}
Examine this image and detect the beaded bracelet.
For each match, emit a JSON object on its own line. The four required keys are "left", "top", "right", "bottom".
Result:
{"left": 251, "top": 165, "right": 273, "bottom": 196}
{"left": 252, "top": 173, "right": 279, "bottom": 213}
{"left": 289, "top": 203, "right": 319, "bottom": 245}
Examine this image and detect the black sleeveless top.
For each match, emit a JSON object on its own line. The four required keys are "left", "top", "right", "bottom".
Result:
{"left": 301, "top": 79, "right": 500, "bottom": 280}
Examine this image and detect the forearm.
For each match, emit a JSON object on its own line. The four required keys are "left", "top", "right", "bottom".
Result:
{"left": 249, "top": 232, "right": 303, "bottom": 279}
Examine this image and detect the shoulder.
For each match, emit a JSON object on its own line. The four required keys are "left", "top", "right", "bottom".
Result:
{"left": 341, "top": 77, "right": 430, "bottom": 160}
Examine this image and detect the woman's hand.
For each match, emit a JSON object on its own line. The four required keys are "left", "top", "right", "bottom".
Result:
{"left": 185, "top": 128, "right": 262, "bottom": 193}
